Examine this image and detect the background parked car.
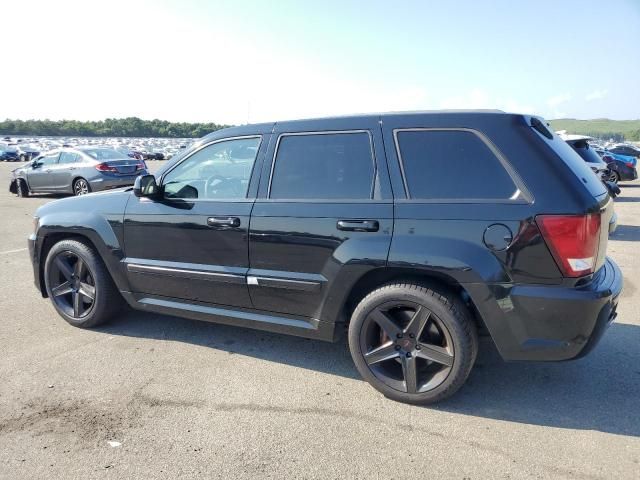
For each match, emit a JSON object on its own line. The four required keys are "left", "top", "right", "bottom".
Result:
{"left": 594, "top": 148, "right": 638, "bottom": 183}
{"left": 9, "top": 146, "right": 148, "bottom": 197}
{"left": 0, "top": 144, "right": 20, "bottom": 161}
{"left": 558, "top": 133, "right": 609, "bottom": 180}
{"left": 16, "top": 144, "right": 41, "bottom": 162}
{"left": 608, "top": 144, "right": 640, "bottom": 158}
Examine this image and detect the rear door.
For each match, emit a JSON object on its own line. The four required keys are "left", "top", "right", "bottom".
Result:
{"left": 248, "top": 117, "right": 393, "bottom": 321}
{"left": 51, "top": 151, "right": 79, "bottom": 190}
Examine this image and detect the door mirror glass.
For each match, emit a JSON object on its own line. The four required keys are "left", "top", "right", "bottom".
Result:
{"left": 133, "top": 174, "right": 159, "bottom": 197}
{"left": 31, "top": 160, "right": 41, "bottom": 168}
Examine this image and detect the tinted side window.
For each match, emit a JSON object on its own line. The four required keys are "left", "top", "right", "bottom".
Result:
{"left": 162, "top": 137, "right": 260, "bottom": 200}
{"left": 38, "top": 153, "right": 59, "bottom": 166}
{"left": 270, "top": 132, "right": 374, "bottom": 199}
{"left": 396, "top": 130, "right": 517, "bottom": 200}
{"left": 59, "top": 152, "right": 78, "bottom": 164}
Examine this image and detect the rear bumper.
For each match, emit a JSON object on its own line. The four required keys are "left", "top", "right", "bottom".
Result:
{"left": 90, "top": 172, "right": 146, "bottom": 191}
{"left": 466, "top": 257, "right": 623, "bottom": 361}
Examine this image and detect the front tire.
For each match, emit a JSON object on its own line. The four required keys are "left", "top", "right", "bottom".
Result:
{"left": 73, "top": 178, "right": 91, "bottom": 196}
{"left": 16, "top": 178, "right": 29, "bottom": 197}
{"left": 608, "top": 170, "right": 620, "bottom": 183}
{"left": 348, "top": 282, "right": 478, "bottom": 405}
{"left": 44, "top": 239, "right": 121, "bottom": 328}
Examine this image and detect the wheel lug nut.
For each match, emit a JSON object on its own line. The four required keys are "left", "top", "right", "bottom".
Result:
{"left": 396, "top": 333, "right": 403, "bottom": 339}
{"left": 394, "top": 345, "right": 401, "bottom": 351}
{"left": 415, "top": 345, "right": 421, "bottom": 350}
{"left": 406, "top": 352, "right": 412, "bottom": 358}
{"left": 409, "top": 333, "right": 415, "bottom": 339}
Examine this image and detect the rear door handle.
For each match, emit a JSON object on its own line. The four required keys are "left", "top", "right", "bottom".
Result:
{"left": 207, "top": 216, "right": 241, "bottom": 228}
{"left": 337, "top": 219, "right": 379, "bottom": 232}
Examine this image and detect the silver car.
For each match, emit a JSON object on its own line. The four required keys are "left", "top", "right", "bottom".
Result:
{"left": 9, "top": 147, "right": 148, "bottom": 197}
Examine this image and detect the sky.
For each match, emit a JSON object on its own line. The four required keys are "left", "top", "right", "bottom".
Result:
{"left": 2, "top": 0, "right": 639, "bottom": 124}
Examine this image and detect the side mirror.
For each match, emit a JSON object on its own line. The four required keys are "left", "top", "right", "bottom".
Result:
{"left": 133, "top": 174, "right": 159, "bottom": 198}
{"left": 31, "top": 160, "right": 41, "bottom": 168}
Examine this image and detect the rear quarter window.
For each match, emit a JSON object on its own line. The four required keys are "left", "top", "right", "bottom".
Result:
{"left": 531, "top": 125, "right": 607, "bottom": 198}
{"left": 394, "top": 129, "right": 519, "bottom": 200}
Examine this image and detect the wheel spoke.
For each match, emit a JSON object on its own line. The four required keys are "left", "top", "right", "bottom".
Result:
{"left": 79, "top": 282, "right": 95, "bottom": 301}
{"left": 74, "top": 258, "right": 86, "bottom": 278}
{"left": 72, "top": 291, "right": 82, "bottom": 317}
{"left": 55, "top": 256, "right": 74, "bottom": 280}
{"left": 51, "top": 281, "right": 73, "bottom": 297}
{"left": 369, "top": 308, "right": 402, "bottom": 338}
{"left": 401, "top": 355, "right": 418, "bottom": 393}
{"left": 364, "top": 343, "right": 400, "bottom": 365}
{"left": 404, "top": 306, "right": 431, "bottom": 338}
{"left": 416, "top": 343, "right": 454, "bottom": 367}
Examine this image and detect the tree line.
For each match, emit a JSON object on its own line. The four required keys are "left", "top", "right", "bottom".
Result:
{"left": 0, "top": 118, "right": 233, "bottom": 138}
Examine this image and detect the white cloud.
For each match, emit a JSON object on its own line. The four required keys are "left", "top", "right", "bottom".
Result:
{"left": 546, "top": 93, "right": 572, "bottom": 108}
{"left": 585, "top": 89, "right": 608, "bottom": 101}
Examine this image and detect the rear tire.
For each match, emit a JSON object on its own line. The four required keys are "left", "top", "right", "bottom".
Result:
{"left": 44, "top": 239, "right": 122, "bottom": 328}
{"left": 73, "top": 178, "right": 91, "bottom": 196}
{"left": 17, "top": 178, "right": 29, "bottom": 197}
{"left": 608, "top": 170, "right": 620, "bottom": 183}
{"left": 348, "top": 282, "right": 478, "bottom": 405}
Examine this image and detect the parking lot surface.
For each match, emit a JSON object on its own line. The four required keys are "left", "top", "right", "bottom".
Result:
{"left": 0, "top": 161, "right": 639, "bottom": 479}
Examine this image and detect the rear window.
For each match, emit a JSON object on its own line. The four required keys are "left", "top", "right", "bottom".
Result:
{"left": 395, "top": 129, "right": 518, "bottom": 200}
{"left": 533, "top": 128, "right": 607, "bottom": 198}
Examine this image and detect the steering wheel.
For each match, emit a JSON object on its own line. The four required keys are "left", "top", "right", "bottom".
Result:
{"left": 204, "top": 175, "right": 243, "bottom": 198}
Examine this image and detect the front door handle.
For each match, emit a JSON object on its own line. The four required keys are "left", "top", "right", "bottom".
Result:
{"left": 207, "top": 216, "right": 241, "bottom": 228}
{"left": 45, "top": 169, "right": 52, "bottom": 173}
{"left": 337, "top": 219, "right": 379, "bottom": 232}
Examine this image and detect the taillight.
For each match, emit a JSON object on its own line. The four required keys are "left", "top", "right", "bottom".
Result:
{"left": 135, "top": 161, "right": 145, "bottom": 171}
{"left": 536, "top": 214, "right": 601, "bottom": 277}
{"left": 625, "top": 161, "right": 635, "bottom": 168}
{"left": 95, "top": 162, "right": 118, "bottom": 173}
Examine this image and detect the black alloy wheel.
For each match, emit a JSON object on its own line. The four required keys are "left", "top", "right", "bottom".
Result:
{"left": 48, "top": 251, "right": 96, "bottom": 319}
{"left": 349, "top": 283, "right": 478, "bottom": 404}
{"left": 359, "top": 300, "right": 454, "bottom": 394}
{"left": 44, "top": 239, "right": 121, "bottom": 328}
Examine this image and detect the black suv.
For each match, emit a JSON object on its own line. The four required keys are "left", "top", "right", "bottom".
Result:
{"left": 28, "top": 111, "right": 622, "bottom": 404}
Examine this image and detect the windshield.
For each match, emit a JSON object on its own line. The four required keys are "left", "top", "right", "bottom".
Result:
{"left": 81, "top": 148, "right": 128, "bottom": 160}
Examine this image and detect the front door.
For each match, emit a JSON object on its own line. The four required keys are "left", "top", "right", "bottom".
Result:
{"left": 248, "top": 117, "right": 394, "bottom": 322}
{"left": 123, "top": 134, "right": 267, "bottom": 308}
{"left": 27, "top": 152, "right": 60, "bottom": 191}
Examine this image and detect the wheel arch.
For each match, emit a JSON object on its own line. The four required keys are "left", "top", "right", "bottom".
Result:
{"left": 36, "top": 225, "right": 130, "bottom": 298}
{"left": 334, "top": 267, "right": 488, "bottom": 335}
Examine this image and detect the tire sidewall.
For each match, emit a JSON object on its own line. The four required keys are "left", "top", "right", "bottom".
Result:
{"left": 348, "top": 284, "right": 477, "bottom": 404}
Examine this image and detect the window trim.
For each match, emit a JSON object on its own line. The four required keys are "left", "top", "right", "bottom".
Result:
{"left": 267, "top": 130, "right": 377, "bottom": 201}
{"left": 159, "top": 135, "right": 263, "bottom": 202}
{"left": 392, "top": 127, "right": 532, "bottom": 204}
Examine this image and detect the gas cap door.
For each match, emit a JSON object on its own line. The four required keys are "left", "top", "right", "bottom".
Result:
{"left": 483, "top": 223, "right": 513, "bottom": 251}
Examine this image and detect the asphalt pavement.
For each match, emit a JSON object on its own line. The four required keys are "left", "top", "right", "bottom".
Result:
{"left": 0, "top": 160, "right": 639, "bottom": 479}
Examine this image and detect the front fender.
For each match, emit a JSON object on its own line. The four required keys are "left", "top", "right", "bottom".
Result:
{"left": 34, "top": 191, "right": 132, "bottom": 294}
